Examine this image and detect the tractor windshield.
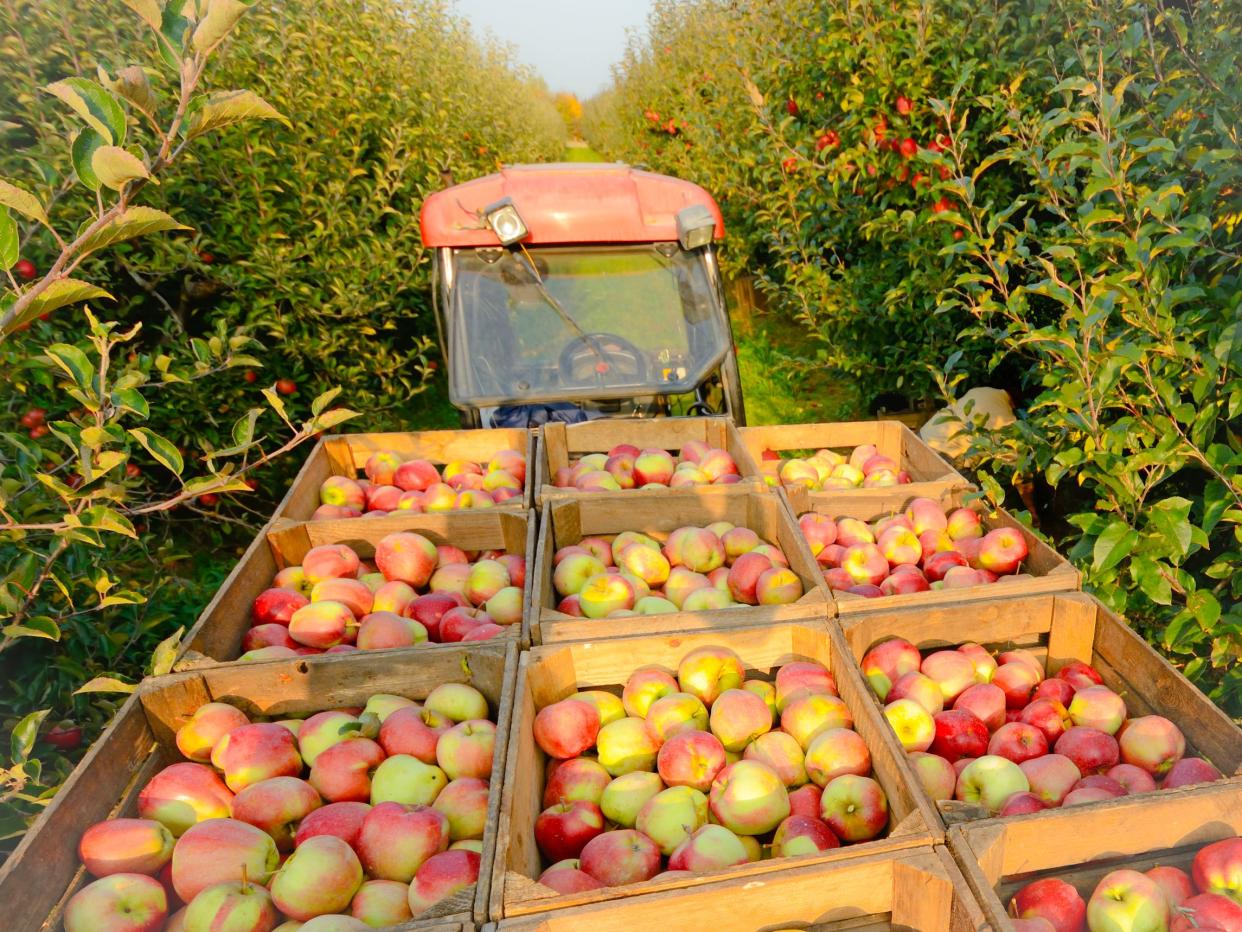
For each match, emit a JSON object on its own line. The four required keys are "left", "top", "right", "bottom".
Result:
{"left": 444, "top": 244, "right": 731, "bottom": 407}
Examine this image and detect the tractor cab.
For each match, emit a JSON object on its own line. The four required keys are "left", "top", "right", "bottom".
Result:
{"left": 420, "top": 163, "right": 745, "bottom": 428}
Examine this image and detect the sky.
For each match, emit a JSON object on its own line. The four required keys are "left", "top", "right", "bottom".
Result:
{"left": 453, "top": 0, "right": 653, "bottom": 98}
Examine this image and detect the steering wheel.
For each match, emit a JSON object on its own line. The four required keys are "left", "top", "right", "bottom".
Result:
{"left": 557, "top": 332, "right": 649, "bottom": 386}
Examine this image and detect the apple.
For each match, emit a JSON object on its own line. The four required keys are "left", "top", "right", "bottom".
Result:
{"left": 176, "top": 703, "right": 251, "bottom": 764}
{"left": 955, "top": 755, "right": 1030, "bottom": 814}
{"left": 924, "top": 551, "right": 970, "bottom": 583}
{"left": 231, "top": 776, "right": 323, "bottom": 850}
{"left": 579, "top": 830, "right": 661, "bottom": 886}
{"left": 819, "top": 774, "right": 888, "bottom": 842}
{"left": 288, "top": 601, "right": 355, "bottom": 650}
{"left": 1074, "top": 774, "right": 1127, "bottom": 798}
{"left": 378, "top": 706, "right": 449, "bottom": 763}
{"left": 1117, "top": 715, "right": 1185, "bottom": 776}
{"left": 1107, "top": 763, "right": 1158, "bottom": 795}
{"left": 774, "top": 661, "right": 836, "bottom": 712}
{"left": 600, "top": 771, "right": 665, "bottom": 827}
{"left": 708, "top": 688, "right": 772, "bottom": 752}
{"left": 138, "top": 763, "right": 234, "bottom": 836}
{"left": 543, "top": 757, "right": 611, "bottom": 808}
{"left": 272, "top": 834, "right": 364, "bottom": 921}
{"left": 1171, "top": 893, "right": 1242, "bottom": 931}
{"left": 1020, "top": 699, "right": 1072, "bottom": 745}
{"left": 1193, "top": 837, "right": 1242, "bottom": 906}
{"left": 374, "top": 532, "right": 437, "bottom": 588}
{"left": 726, "top": 552, "right": 773, "bottom": 604}
{"left": 170, "top": 818, "right": 279, "bottom": 903}
{"left": 596, "top": 717, "right": 660, "bottom": 776}
{"left": 538, "top": 859, "right": 604, "bottom": 894}
{"left": 311, "top": 577, "right": 373, "bottom": 619}
{"left": 392, "top": 459, "right": 439, "bottom": 492}
{"left": 1162, "top": 756, "right": 1222, "bottom": 789}
{"left": 955, "top": 683, "right": 1007, "bottom": 732}
{"left": 860, "top": 638, "right": 921, "bottom": 700}
{"left": 907, "top": 751, "right": 957, "bottom": 801}
{"left": 79, "top": 819, "right": 175, "bottom": 878}
{"left": 370, "top": 755, "right": 447, "bottom": 806}
{"left": 349, "top": 878, "right": 413, "bottom": 926}
{"left": 294, "top": 801, "right": 371, "bottom": 850}
{"left": 1057, "top": 660, "right": 1104, "bottom": 690}
{"left": 433, "top": 777, "right": 489, "bottom": 841}
{"left": 677, "top": 646, "right": 745, "bottom": 707}
{"left": 999, "top": 792, "right": 1048, "bottom": 816}
{"left": 771, "top": 814, "right": 840, "bottom": 857}
{"left": 743, "top": 731, "right": 808, "bottom": 788}
{"left": 804, "top": 727, "right": 871, "bottom": 786}
{"left": 931, "top": 709, "right": 989, "bottom": 763}
{"left": 1019, "top": 754, "right": 1082, "bottom": 807}
{"left": 307, "top": 739, "right": 385, "bottom": 804}
{"left": 436, "top": 719, "right": 495, "bottom": 781}
{"left": 709, "top": 760, "right": 790, "bottom": 835}
{"left": 303, "top": 544, "right": 361, "bottom": 583}
{"left": 1063, "top": 786, "right": 1117, "bottom": 806}
{"left": 946, "top": 508, "right": 982, "bottom": 540}
{"left": 220, "top": 723, "right": 302, "bottom": 792}
{"left": 424, "top": 683, "right": 489, "bottom": 722}
{"left": 64, "top": 873, "right": 168, "bottom": 932}
{"left": 355, "top": 611, "right": 427, "bottom": 650}
{"left": 1143, "top": 866, "right": 1193, "bottom": 909}
{"left": 667, "top": 824, "right": 749, "bottom": 873}
{"left": 356, "top": 801, "right": 453, "bottom": 881}
{"left": 993, "top": 662, "right": 1040, "bottom": 709}
{"left": 1033, "top": 678, "right": 1077, "bottom": 706}
{"left": 841, "top": 543, "right": 889, "bottom": 586}
{"left": 1086, "top": 869, "right": 1170, "bottom": 932}
{"left": 988, "top": 722, "right": 1049, "bottom": 764}
{"left": 781, "top": 693, "right": 853, "bottom": 750}
{"left": 787, "top": 783, "right": 823, "bottom": 820}
{"left": 242, "top": 624, "right": 298, "bottom": 652}
{"left": 636, "top": 786, "right": 708, "bottom": 855}
{"left": 645, "top": 691, "right": 708, "bottom": 741}
{"left": 888, "top": 671, "right": 944, "bottom": 714}
{"left": 756, "top": 566, "right": 803, "bottom": 604}
{"left": 884, "top": 699, "right": 935, "bottom": 752}
{"left": 1055, "top": 727, "right": 1120, "bottom": 775}
{"left": 1009, "top": 877, "right": 1087, "bottom": 932}
{"left": 535, "top": 800, "right": 605, "bottom": 862}
{"left": 407, "top": 848, "right": 481, "bottom": 916}
{"left": 1067, "top": 686, "right": 1127, "bottom": 735}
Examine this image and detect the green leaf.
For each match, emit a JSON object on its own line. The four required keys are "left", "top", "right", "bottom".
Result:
{"left": 185, "top": 90, "right": 288, "bottom": 140}
{"left": 1186, "top": 590, "right": 1221, "bottom": 627}
{"left": 78, "top": 207, "right": 189, "bottom": 256}
{"left": 44, "top": 343, "right": 94, "bottom": 391}
{"left": 1131, "top": 556, "right": 1172, "bottom": 605}
{"left": 112, "top": 388, "right": 150, "bottom": 419}
{"left": 0, "top": 209, "right": 17, "bottom": 270}
{"left": 231, "top": 407, "right": 263, "bottom": 446}
{"left": 9, "top": 710, "right": 50, "bottom": 763}
{"left": 2, "top": 618, "right": 61, "bottom": 642}
{"left": 150, "top": 627, "right": 185, "bottom": 676}
{"left": 44, "top": 78, "right": 127, "bottom": 145}
{"left": 262, "top": 386, "right": 293, "bottom": 427}
{"left": 1092, "top": 520, "right": 1138, "bottom": 573}
{"left": 91, "top": 147, "right": 154, "bottom": 191}
{"left": 74, "top": 676, "right": 137, "bottom": 695}
{"left": 102, "top": 65, "right": 160, "bottom": 116}
{"left": 67, "top": 506, "right": 137, "bottom": 538}
{"left": 183, "top": 475, "right": 253, "bottom": 496}
{"left": 129, "top": 427, "right": 184, "bottom": 475}
{"left": 158, "top": 3, "right": 194, "bottom": 67}
{"left": 121, "top": 0, "right": 164, "bottom": 30}
{"left": 0, "top": 279, "right": 112, "bottom": 336}
{"left": 311, "top": 386, "right": 341, "bottom": 416}
{"left": 312, "top": 408, "right": 359, "bottom": 431}
{"left": 192, "top": 0, "right": 251, "bottom": 52}
{"left": 0, "top": 180, "right": 51, "bottom": 227}
{"left": 72, "top": 129, "right": 107, "bottom": 191}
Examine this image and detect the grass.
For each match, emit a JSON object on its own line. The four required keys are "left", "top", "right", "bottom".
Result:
{"left": 563, "top": 143, "right": 606, "bottom": 162}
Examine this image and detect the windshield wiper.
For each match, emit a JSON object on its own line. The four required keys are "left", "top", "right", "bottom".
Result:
{"left": 514, "top": 248, "right": 611, "bottom": 374}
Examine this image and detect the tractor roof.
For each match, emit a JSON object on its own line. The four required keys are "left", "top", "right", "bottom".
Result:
{"left": 419, "top": 163, "right": 725, "bottom": 248}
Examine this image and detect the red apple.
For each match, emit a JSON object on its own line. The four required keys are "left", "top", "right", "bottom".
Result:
{"left": 1193, "top": 837, "right": 1242, "bottom": 906}
{"left": 1086, "top": 869, "right": 1170, "bottom": 932}
{"left": 294, "top": 801, "right": 372, "bottom": 849}
{"left": 1019, "top": 754, "right": 1082, "bottom": 807}
{"left": 1145, "top": 865, "right": 1194, "bottom": 908}
{"left": 930, "top": 709, "right": 989, "bottom": 763}
{"left": 1055, "top": 727, "right": 1119, "bottom": 775}
{"left": 578, "top": 829, "right": 661, "bottom": 886}
{"left": 538, "top": 859, "right": 604, "bottom": 894}
{"left": 533, "top": 699, "right": 600, "bottom": 759}
{"left": 1162, "top": 756, "right": 1222, "bottom": 789}
{"left": 355, "top": 801, "right": 449, "bottom": 883}
{"left": 1010, "top": 876, "right": 1087, "bottom": 932}
{"left": 1171, "top": 893, "right": 1242, "bottom": 931}
{"left": 64, "top": 873, "right": 168, "bottom": 932}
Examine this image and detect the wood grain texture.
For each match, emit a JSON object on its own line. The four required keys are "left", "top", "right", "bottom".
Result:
{"left": 275, "top": 428, "right": 534, "bottom": 523}
{"left": 949, "top": 780, "right": 1242, "bottom": 931}
{"left": 839, "top": 592, "right": 1242, "bottom": 837}
{"left": 490, "top": 622, "right": 935, "bottom": 920}
{"left": 0, "top": 645, "right": 515, "bottom": 929}
{"left": 492, "top": 848, "right": 983, "bottom": 931}
{"left": 535, "top": 416, "right": 766, "bottom": 506}
{"left": 786, "top": 485, "right": 1079, "bottom": 616}
{"left": 179, "top": 510, "right": 535, "bottom": 668}
{"left": 530, "top": 490, "right": 829, "bottom": 645}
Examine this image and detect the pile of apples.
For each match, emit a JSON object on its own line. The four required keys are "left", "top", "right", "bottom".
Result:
{"left": 798, "top": 496, "right": 1030, "bottom": 598}
{"left": 243, "top": 532, "right": 525, "bottom": 658}
{"left": 861, "top": 637, "right": 1222, "bottom": 818}
{"left": 551, "top": 441, "right": 742, "bottom": 493}
{"left": 551, "top": 522, "right": 804, "bottom": 619}
{"left": 529, "top": 646, "right": 890, "bottom": 893}
{"left": 759, "top": 443, "right": 912, "bottom": 491}
{"left": 1008, "top": 835, "right": 1242, "bottom": 931}
{"left": 63, "top": 684, "right": 498, "bottom": 931}
{"left": 313, "top": 449, "right": 526, "bottom": 519}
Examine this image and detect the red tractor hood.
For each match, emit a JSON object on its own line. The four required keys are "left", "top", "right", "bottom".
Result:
{"left": 419, "top": 163, "right": 725, "bottom": 247}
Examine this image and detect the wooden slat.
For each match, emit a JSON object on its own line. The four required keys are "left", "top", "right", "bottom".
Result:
{"left": 493, "top": 848, "right": 983, "bottom": 931}
{"left": 950, "top": 780, "right": 1242, "bottom": 932}
{"left": 492, "top": 622, "right": 934, "bottom": 920}
{"left": 531, "top": 490, "right": 828, "bottom": 645}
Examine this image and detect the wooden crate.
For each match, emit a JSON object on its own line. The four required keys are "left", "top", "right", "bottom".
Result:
{"left": 737, "top": 420, "right": 970, "bottom": 507}
{"left": 787, "top": 486, "right": 1079, "bottom": 616}
{"left": 534, "top": 416, "right": 765, "bottom": 505}
{"left": 177, "top": 509, "right": 537, "bottom": 667}
{"left": 949, "top": 779, "right": 1242, "bottom": 931}
{"left": 489, "top": 846, "right": 985, "bottom": 931}
{"left": 531, "top": 490, "right": 828, "bottom": 645}
{"left": 488, "top": 622, "right": 940, "bottom": 921}
{"left": 839, "top": 592, "right": 1242, "bottom": 831}
{"left": 0, "top": 643, "right": 516, "bottom": 929}
{"left": 275, "top": 428, "right": 535, "bottom": 522}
